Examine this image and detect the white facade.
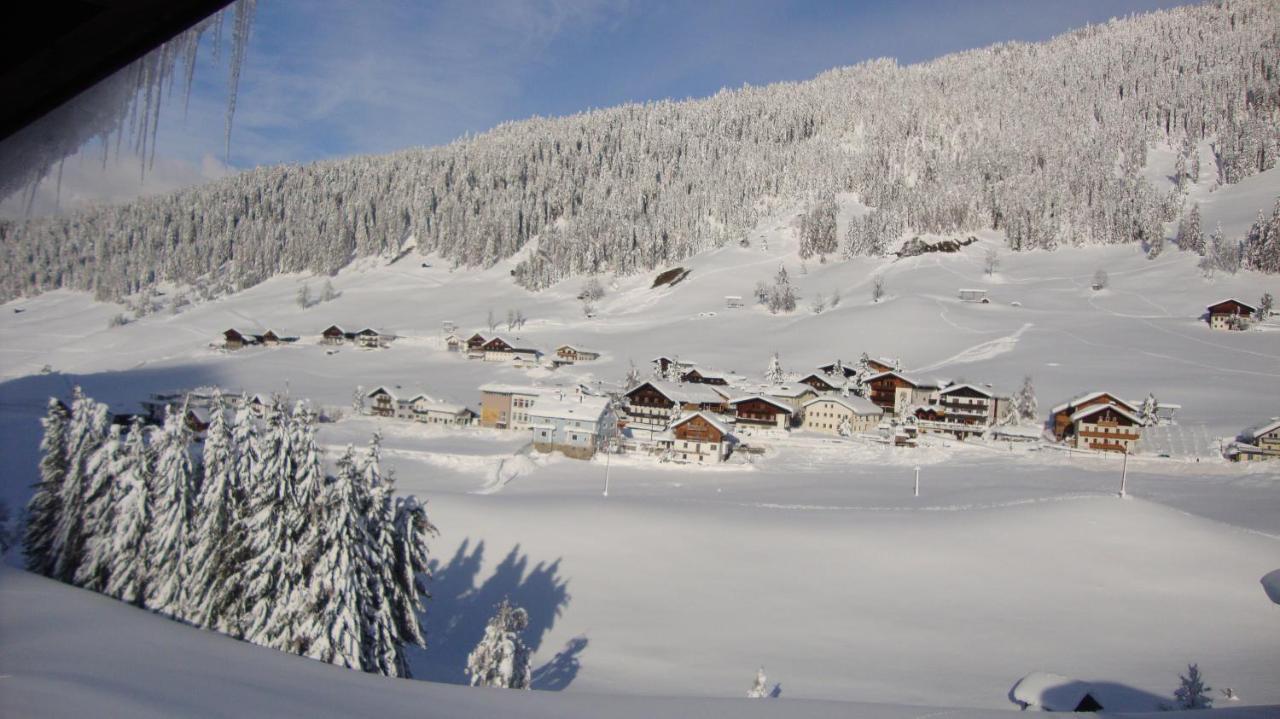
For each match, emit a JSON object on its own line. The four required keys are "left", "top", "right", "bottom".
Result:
{"left": 801, "top": 396, "right": 882, "bottom": 435}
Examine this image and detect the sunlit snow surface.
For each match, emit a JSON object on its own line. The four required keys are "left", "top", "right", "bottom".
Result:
{"left": 0, "top": 166, "right": 1277, "bottom": 715}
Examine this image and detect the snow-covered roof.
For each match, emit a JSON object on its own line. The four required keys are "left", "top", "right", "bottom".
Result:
{"left": 366, "top": 386, "right": 397, "bottom": 399}
{"left": 636, "top": 380, "right": 728, "bottom": 405}
{"left": 803, "top": 395, "right": 882, "bottom": 415}
{"left": 1244, "top": 417, "right": 1280, "bottom": 440}
{"left": 684, "top": 367, "right": 733, "bottom": 381}
{"left": 863, "top": 370, "right": 931, "bottom": 388}
{"left": 556, "top": 344, "right": 600, "bottom": 354}
{"left": 1011, "top": 672, "right": 1101, "bottom": 712}
{"left": 671, "top": 411, "right": 733, "bottom": 436}
{"left": 424, "top": 403, "right": 471, "bottom": 415}
{"left": 1049, "top": 391, "right": 1138, "bottom": 415}
{"left": 729, "top": 395, "right": 795, "bottom": 413}
{"left": 1071, "top": 402, "right": 1142, "bottom": 425}
{"left": 797, "top": 372, "right": 837, "bottom": 384}
{"left": 479, "top": 383, "right": 545, "bottom": 396}
{"left": 939, "top": 383, "right": 997, "bottom": 398}
{"left": 957, "top": 288, "right": 988, "bottom": 294}
{"left": 765, "top": 384, "right": 818, "bottom": 398}
{"left": 526, "top": 395, "right": 611, "bottom": 422}
{"left": 1207, "top": 298, "right": 1257, "bottom": 312}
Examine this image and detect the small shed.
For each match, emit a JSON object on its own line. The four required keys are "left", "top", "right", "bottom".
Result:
{"left": 1011, "top": 672, "right": 1104, "bottom": 712}
{"left": 958, "top": 288, "right": 990, "bottom": 303}
{"left": 725, "top": 295, "right": 744, "bottom": 309}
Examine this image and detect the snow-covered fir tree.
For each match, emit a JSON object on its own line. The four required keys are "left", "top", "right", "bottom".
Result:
{"left": 1174, "top": 664, "right": 1213, "bottom": 710}
{"left": 187, "top": 392, "right": 242, "bottom": 627}
{"left": 52, "top": 388, "right": 109, "bottom": 583}
{"left": 767, "top": 264, "right": 797, "bottom": 314}
{"left": 466, "top": 599, "right": 534, "bottom": 689}
{"left": 1242, "top": 201, "right": 1280, "bottom": 273}
{"left": 1258, "top": 292, "right": 1274, "bottom": 321}
{"left": 23, "top": 397, "right": 70, "bottom": 577}
{"left": 765, "top": 353, "right": 785, "bottom": 384}
{"left": 799, "top": 196, "right": 838, "bottom": 260}
{"left": 1012, "top": 376, "right": 1038, "bottom": 425}
{"left": 390, "top": 494, "right": 436, "bottom": 675}
{"left": 1177, "top": 204, "right": 1204, "bottom": 255}
{"left": 105, "top": 419, "right": 153, "bottom": 605}
{"left": 146, "top": 405, "right": 200, "bottom": 619}
{"left": 241, "top": 404, "right": 302, "bottom": 649}
{"left": 359, "top": 437, "right": 405, "bottom": 677}
{"left": 73, "top": 424, "right": 127, "bottom": 592}
{"left": 1140, "top": 393, "right": 1160, "bottom": 427}
{"left": 303, "top": 445, "right": 369, "bottom": 670}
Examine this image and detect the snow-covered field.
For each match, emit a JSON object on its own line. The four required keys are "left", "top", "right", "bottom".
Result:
{"left": 1, "top": 166, "right": 1277, "bottom": 715}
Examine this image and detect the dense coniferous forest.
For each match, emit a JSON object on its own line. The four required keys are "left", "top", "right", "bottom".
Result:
{"left": 1, "top": 0, "right": 1277, "bottom": 302}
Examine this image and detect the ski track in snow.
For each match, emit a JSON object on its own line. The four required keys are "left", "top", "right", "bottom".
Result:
{"left": 912, "top": 322, "right": 1032, "bottom": 373}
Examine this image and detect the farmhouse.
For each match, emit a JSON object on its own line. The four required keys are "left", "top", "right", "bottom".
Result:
{"left": 797, "top": 372, "right": 839, "bottom": 393}
{"left": 764, "top": 384, "right": 821, "bottom": 411}
{"left": 321, "top": 325, "right": 347, "bottom": 345}
{"left": 554, "top": 344, "right": 601, "bottom": 364}
{"left": 419, "top": 402, "right": 476, "bottom": 426}
{"left": 729, "top": 395, "right": 795, "bottom": 430}
{"left": 912, "top": 383, "right": 1008, "bottom": 439}
{"left": 864, "top": 370, "right": 936, "bottom": 415}
{"left": 680, "top": 367, "right": 733, "bottom": 386}
{"left": 1049, "top": 392, "right": 1140, "bottom": 441}
{"left": 1229, "top": 417, "right": 1280, "bottom": 461}
{"left": 623, "top": 380, "right": 729, "bottom": 436}
{"left": 1206, "top": 298, "right": 1256, "bottom": 330}
{"left": 365, "top": 387, "right": 399, "bottom": 417}
{"left": 481, "top": 336, "right": 542, "bottom": 364}
{"left": 465, "top": 333, "right": 488, "bottom": 357}
{"left": 801, "top": 395, "right": 882, "bottom": 435}
{"left": 478, "top": 384, "right": 544, "bottom": 429}
{"left": 660, "top": 412, "right": 735, "bottom": 462}
{"left": 355, "top": 328, "right": 395, "bottom": 349}
{"left": 1070, "top": 403, "right": 1143, "bottom": 453}
{"left": 223, "top": 328, "right": 256, "bottom": 350}
{"left": 817, "top": 361, "right": 859, "bottom": 379}
{"left": 651, "top": 355, "right": 695, "bottom": 376}
{"left": 527, "top": 395, "right": 614, "bottom": 460}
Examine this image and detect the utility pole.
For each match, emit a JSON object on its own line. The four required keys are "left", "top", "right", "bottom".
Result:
{"left": 1118, "top": 449, "right": 1129, "bottom": 498}
{"left": 914, "top": 466, "right": 920, "bottom": 498}
{"left": 603, "top": 436, "right": 613, "bottom": 497}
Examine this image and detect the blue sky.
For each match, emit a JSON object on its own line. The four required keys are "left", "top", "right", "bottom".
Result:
{"left": 14, "top": 0, "right": 1195, "bottom": 213}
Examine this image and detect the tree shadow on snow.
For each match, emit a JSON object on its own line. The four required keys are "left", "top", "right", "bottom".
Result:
{"left": 408, "top": 539, "right": 580, "bottom": 688}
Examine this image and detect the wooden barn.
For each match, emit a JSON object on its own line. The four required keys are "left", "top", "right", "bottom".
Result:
{"left": 321, "top": 325, "right": 347, "bottom": 345}
{"left": 1206, "top": 298, "right": 1256, "bottom": 330}
{"left": 222, "top": 328, "right": 255, "bottom": 350}
{"left": 797, "top": 372, "right": 839, "bottom": 393}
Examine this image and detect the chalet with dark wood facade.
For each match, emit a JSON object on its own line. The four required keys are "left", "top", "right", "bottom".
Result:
{"left": 321, "top": 325, "right": 347, "bottom": 345}
{"left": 1070, "top": 403, "right": 1143, "bottom": 453}
{"left": 554, "top": 345, "right": 601, "bottom": 364}
{"left": 481, "top": 336, "right": 542, "bottom": 364}
{"left": 1206, "top": 299, "right": 1256, "bottom": 330}
{"left": 652, "top": 356, "right": 695, "bottom": 376}
{"left": 1228, "top": 417, "right": 1280, "bottom": 462}
{"left": 729, "top": 395, "right": 795, "bottom": 429}
{"left": 817, "top": 361, "right": 858, "bottom": 379}
{"left": 680, "top": 368, "right": 731, "bottom": 385}
{"left": 1049, "top": 392, "right": 1139, "bottom": 441}
{"left": 366, "top": 387, "right": 399, "bottom": 417}
{"left": 662, "top": 412, "right": 735, "bottom": 462}
{"left": 223, "top": 328, "right": 252, "bottom": 350}
{"left": 797, "top": 372, "right": 839, "bottom": 392}
{"left": 912, "top": 383, "right": 1007, "bottom": 439}
{"left": 622, "top": 380, "right": 728, "bottom": 436}
{"left": 863, "top": 371, "right": 933, "bottom": 415}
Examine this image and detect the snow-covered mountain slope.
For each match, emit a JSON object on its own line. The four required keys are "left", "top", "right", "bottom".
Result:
{"left": 1, "top": 162, "right": 1278, "bottom": 713}
{"left": 2, "top": 0, "right": 1277, "bottom": 301}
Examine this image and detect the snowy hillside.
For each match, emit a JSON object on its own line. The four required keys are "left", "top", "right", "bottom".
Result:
{"left": 2, "top": 0, "right": 1278, "bottom": 301}
{"left": 1, "top": 157, "right": 1278, "bottom": 715}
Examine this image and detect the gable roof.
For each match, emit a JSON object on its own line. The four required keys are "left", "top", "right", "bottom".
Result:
{"left": 1244, "top": 417, "right": 1280, "bottom": 440}
{"left": 765, "top": 384, "right": 818, "bottom": 399}
{"left": 526, "top": 395, "right": 611, "bottom": 422}
{"left": 803, "top": 395, "right": 882, "bottom": 415}
{"left": 630, "top": 380, "right": 728, "bottom": 405}
{"left": 671, "top": 411, "right": 733, "bottom": 436}
{"left": 1050, "top": 391, "right": 1139, "bottom": 415}
{"left": 1012, "top": 672, "right": 1102, "bottom": 712}
{"left": 863, "top": 370, "right": 930, "bottom": 388}
{"left": 478, "top": 383, "right": 544, "bottom": 396}
{"left": 1207, "top": 298, "right": 1257, "bottom": 313}
{"left": 798, "top": 372, "right": 838, "bottom": 385}
{"left": 366, "top": 386, "right": 397, "bottom": 399}
{"left": 729, "top": 395, "right": 795, "bottom": 413}
{"left": 1071, "top": 403, "right": 1142, "bottom": 425}
{"left": 939, "top": 383, "right": 997, "bottom": 399}
{"left": 816, "top": 361, "right": 859, "bottom": 378}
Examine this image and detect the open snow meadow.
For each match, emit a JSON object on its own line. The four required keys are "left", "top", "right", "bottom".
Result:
{"left": 2, "top": 159, "right": 1278, "bottom": 715}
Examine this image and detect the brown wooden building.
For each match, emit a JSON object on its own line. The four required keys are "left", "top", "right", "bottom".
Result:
{"left": 1049, "top": 392, "right": 1139, "bottom": 441}
{"left": 797, "top": 372, "right": 838, "bottom": 392}
{"left": 864, "top": 371, "right": 920, "bottom": 412}
{"left": 730, "top": 395, "right": 795, "bottom": 429}
{"left": 1071, "top": 404, "right": 1142, "bottom": 453}
{"left": 680, "top": 368, "right": 730, "bottom": 385}
{"left": 665, "top": 412, "right": 734, "bottom": 462}
{"left": 321, "top": 325, "right": 347, "bottom": 345}
{"left": 1206, "top": 299, "right": 1256, "bottom": 330}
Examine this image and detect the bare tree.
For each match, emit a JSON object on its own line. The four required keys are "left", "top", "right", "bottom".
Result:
{"left": 871, "top": 276, "right": 886, "bottom": 303}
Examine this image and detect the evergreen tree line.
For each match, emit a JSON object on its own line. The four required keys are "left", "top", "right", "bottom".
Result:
{"left": 1173, "top": 199, "right": 1280, "bottom": 276}
{"left": 23, "top": 388, "right": 435, "bottom": 677}
{"left": 0, "top": 0, "right": 1277, "bottom": 302}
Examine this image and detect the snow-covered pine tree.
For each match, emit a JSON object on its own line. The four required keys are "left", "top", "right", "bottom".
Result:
{"left": 390, "top": 494, "right": 436, "bottom": 676}
{"left": 279, "top": 403, "right": 330, "bottom": 654}
{"left": 187, "top": 392, "right": 243, "bottom": 627}
{"left": 1141, "top": 393, "right": 1159, "bottom": 426}
{"left": 24, "top": 397, "right": 70, "bottom": 577}
{"left": 765, "top": 353, "right": 785, "bottom": 384}
{"left": 73, "top": 424, "right": 127, "bottom": 592}
{"left": 1258, "top": 292, "right": 1274, "bottom": 320}
{"left": 105, "top": 419, "right": 154, "bottom": 605}
{"left": 466, "top": 598, "right": 533, "bottom": 689}
{"left": 1210, "top": 224, "right": 1241, "bottom": 274}
{"left": 1174, "top": 664, "right": 1213, "bottom": 710}
{"left": 748, "top": 666, "right": 769, "bottom": 698}
{"left": 303, "top": 445, "right": 368, "bottom": 671}
{"left": 241, "top": 403, "right": 300, "bottom": 649}
{"left": 52, "top": 388, "right": 109, "bottom": 583}
{"left": 1178, "top": 204, "right": 1205, "bottom": 254}
{"left": 145, "top": 404, "right": 200, "bottom": 619}
{"left": 1014, "top": 376, "right": 1038, "bottom": 424}
{"left": 357, "top": 437, "right": 403, "bottom": 677}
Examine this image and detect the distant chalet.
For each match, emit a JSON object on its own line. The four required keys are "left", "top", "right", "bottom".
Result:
{"left": 222, "top": 328, "right": 296, "bottom": 350}
{"left": 1206, "top": 298, "right": 1256, "bottom": 330}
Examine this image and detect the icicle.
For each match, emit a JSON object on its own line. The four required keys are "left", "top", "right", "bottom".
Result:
{"left": 224, "top": 0, "right": 257, "bottom": 160}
